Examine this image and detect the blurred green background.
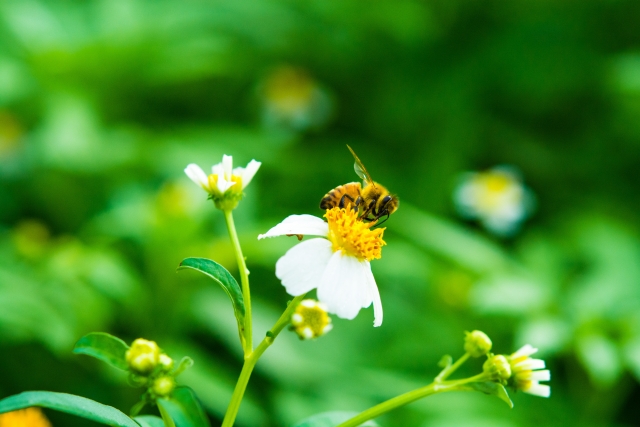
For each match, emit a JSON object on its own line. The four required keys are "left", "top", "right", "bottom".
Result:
{"left": 1, "top": 0, "right": 640, "bottom": 426}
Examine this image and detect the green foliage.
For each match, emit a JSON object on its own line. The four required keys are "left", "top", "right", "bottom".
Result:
{"left": 134, "top": 415, "right": 167, "bottom": 427}
{"left": 157, "top": 387, "right": 211, "bottom": 427}
{"left": 292, "top": 411, "right": 379, "bottom": 427}
{"left": 177, "top": 257, "right": 246, "bottom": 345}
{"left": 73, "top": 332, "right": 130, "bottom": 371}
{"left": 0, "top": 391, "right": 139, "bottom": 427}
{"left": 468, "top": 382, "right": 514, "bottom": 409}
{"left": 1, "top": 0, "right": 640, "bottom": 426}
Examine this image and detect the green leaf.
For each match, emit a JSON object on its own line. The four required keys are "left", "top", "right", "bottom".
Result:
{"left": 135, "top": 415, "right": 166, "bottom": 427}
{"left": 0, "top": 391, "right": 139, "bottom": 427}
{"left": 73, "top": 332, "right": 130, "bottom": 371}
{"left": 292, "top": 411, "right": 379, "bottom": 427}
{"left": 469, "top": 382, "right": 514, "bottom": 408}
{"left": 177, "top": 257, "right": 245, "bottom": 342}
{"left": 157, "top": 387, "right": 210, "bottom": 427}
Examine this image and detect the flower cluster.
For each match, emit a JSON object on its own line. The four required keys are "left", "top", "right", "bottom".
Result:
{"left": 125, "top": 338, "right": 179, "bottom": 397}
{"left": 185, "top": 155, "right": 261, "bottom": 211}
{"left": 259, "top": 207, "right": 385, "bottom": 326}
{"left": 454, "top": 166, "right": 534, "bottom": 236}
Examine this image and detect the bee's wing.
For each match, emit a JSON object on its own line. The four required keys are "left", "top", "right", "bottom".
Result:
{"left": 347, "top": 145, "right": 376, "bottom": 187}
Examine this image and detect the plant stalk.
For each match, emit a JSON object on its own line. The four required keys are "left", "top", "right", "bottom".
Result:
{"left": 223, "top": 209, "right": 253, "bottom": 355}
{"left": 221, "top": 294, "right": 306, "bottom": 427}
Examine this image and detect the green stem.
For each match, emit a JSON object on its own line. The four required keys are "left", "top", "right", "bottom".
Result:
{"left": 158, "top": 403, "right": 176, "bottom": 427}
{"left": 435, "top": 352, "right": 470, "bottom": 382}
{"left": 336, "top": 374, "right": 488, "bottom": 427}
{"left": 221, "top": 294, "right": 306, "bottom": 427}
{"left": 224, "top": 209, "right": 253, "bottom": 355}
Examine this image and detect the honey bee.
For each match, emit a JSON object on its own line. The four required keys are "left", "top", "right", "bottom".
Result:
{"left": 320, "top": 145, "right": 399, "bottom": 224}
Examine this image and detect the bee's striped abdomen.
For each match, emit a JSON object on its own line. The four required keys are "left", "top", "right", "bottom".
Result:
{"left": 319, "top": 182, "right": 361, "bottom": 210}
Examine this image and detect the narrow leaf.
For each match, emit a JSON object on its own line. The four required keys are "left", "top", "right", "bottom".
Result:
{"left": 135, "top": 415, "right": 166, "bottom": 427}
{"left": 177, "top": 258, "right": 245, "bottom": 341}
{"left": 292, "top": 411, "right": 379, "bottom": 427}
{"left": 157, "top": 387, "right": 210, "bottom": 427}
{"left": 469, "top": 382, "right": 514, "bottom": 408}
{"left": 73, "top": 332, "right": 130, "bottom": 371}
{"left": 0, "top": 391, "right": 139, "bottom": 427}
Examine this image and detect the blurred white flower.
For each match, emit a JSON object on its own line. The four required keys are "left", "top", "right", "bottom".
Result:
{"left": 508, "top": 344, "right": 551, "bottom": 397}
{"left": 259, "top": 207, "right": 385, "bottom": 326}
{"left": 259, "top": 65, "right": 332, "bottom": 132}
{"left": 184, "top": 155, "right": 261, "bottom": 210}
{"left": 454, "top": 166, "right": 534, "bottom": 236}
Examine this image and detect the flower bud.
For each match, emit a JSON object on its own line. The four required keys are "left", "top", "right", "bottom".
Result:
{"left": 291, "top": 299, "right": 333, "bottom": 340}
{"left": 126, "top": 338, "right": 160, "bottom": 374}
{"left": 483, "top": 354, "right": 512, "bottom": 383}
{"left": 464, "top": 330, "right": 492, "bottom": 357}
{"left": 159, "top": 354, "right": 174, "bottom": 371}
{"left": 152, "top": 376, "right": 176, "bottom": 397}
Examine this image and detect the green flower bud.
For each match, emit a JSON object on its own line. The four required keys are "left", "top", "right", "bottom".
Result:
{"left": 159, "top": 354, "right": 174, "bottom": 371}
{"left": 464, "top": 330, "right": 492, "bottom": 358}
{"left": 291, "top": 300, "right": 333, "bottom": 340}
{"left": 152, "top": 376, "right": 176, "bottom": 397}
{"left": 126, "top": 338, "right": 160, "bottom": 375}
{"left": 483, "top": 354, "right": 512, "bottom": 383}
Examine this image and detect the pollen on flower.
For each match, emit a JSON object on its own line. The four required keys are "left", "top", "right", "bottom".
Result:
{"left": 291, "top": 299, "right": 333, "bottom": 340}
{"left": 324, "top": 207, "right": 386, "bottom": 261}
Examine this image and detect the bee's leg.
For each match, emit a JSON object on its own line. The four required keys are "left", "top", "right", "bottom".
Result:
{"left": 339, "top": 194, "right": 356, "bottom": 210}
{"left": 375, "top": 212, "right": 390, "bottom": 226}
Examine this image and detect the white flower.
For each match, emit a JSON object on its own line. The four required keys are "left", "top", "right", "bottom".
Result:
{"left": 508, "top": 344, "right": 551, "bottom": 397}
{"left": 259, "top": 207, "right": 385, "bottom": 327}
{"left": 185, "top": 155, "right": 261, "bottom": 210}
{"left": 454, "top": 166, "right": 534, "bottom": 236}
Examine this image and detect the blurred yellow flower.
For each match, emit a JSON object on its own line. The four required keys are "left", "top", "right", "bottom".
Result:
{"left": 0, "top": 407, "right": 52, "bottom": 427}
{"left": 259, "top": 66, "right": 332, "bottom": 131}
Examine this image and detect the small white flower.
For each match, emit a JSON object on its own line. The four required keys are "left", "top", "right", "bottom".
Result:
{"left": 290, "top": 299, "right": 333, "bottom": 340}
{"left": 508, "top": 344, "right": 551, "bottom": 397}
{"left": 454, "top": 166, "right": 534, "bottom": 236}
{"left": 184, "top": 155, "right": 261, "bottom": 210}
{"left": 259, "top": 207, "right": 385, "bottom": 326}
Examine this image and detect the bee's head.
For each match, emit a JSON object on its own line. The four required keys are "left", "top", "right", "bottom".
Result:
{"left": 379, "top": 194, "right": 399, "bottom": 215}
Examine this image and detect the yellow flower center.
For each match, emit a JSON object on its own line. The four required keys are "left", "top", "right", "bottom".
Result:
{"left": 324, "top": 207, "right": 386, "bottom": 261}
{"left": 0, "top": 408, "right": 52, "bottom": 427}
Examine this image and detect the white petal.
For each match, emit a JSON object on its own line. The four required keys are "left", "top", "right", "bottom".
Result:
{"left": 512, "top": 344, "right": 538, "bottom": 358}
{"left": 222, "top": 155, "right": 233, "bottom": 179}
{"left": 184, "top": 164, "right": 210, "bottom": 191}
{"left": 275, "top": 238, "right": 333, "bottom": 296}
{"left": 212, "top": 162, "right": 224, "bottom": 176}
{"left": 365, "top": 261, "right": 383, "bottom": 327}
{"left": 258, "top": 215, "right": 328, "bottom": 239}
{"left": 240, "top": 160, "right": 261, "bottom": 189}
{"left": 317, "top": 252, "right": 373, "bottom": 320}
{"left": 525, "top": 383, "right": 550, "bottom": 398}
{"left": 216, "top": 175, "right": 236, "bottom": 194}
{"left": 515, "top": 358, "right": 545, "bottom": 371}
{"left": 530, "top": 370, "right": 551, "bottom": 382}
